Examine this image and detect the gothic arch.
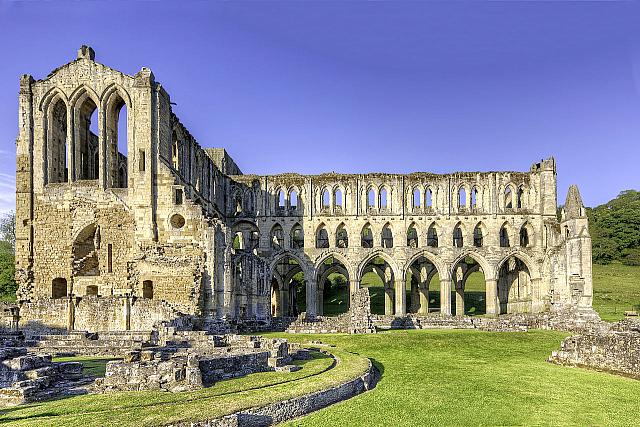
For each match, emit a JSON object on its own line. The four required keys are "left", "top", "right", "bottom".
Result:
{"left": 449, "top": 251, "right": 493, "bottom": 281}
{"left": 357, "top": 250, "right": 400, "bottom": 282}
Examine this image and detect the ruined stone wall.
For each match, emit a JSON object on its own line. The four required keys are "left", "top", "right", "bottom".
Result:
{"left": 14, "top": 47, "right": 593, "bottom": 333}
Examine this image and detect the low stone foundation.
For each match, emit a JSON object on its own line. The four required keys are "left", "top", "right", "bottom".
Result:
{"left": 0, "top": 346, "right": 87, "bottom": 406}
{"left": 549, "top": 320, "right": 640, "bottom": 379}
{"left": 171, "top": 353, "right": 378, "bottom": 427}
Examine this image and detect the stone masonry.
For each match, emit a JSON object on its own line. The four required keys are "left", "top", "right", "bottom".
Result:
{"left": 13, "top": 46, "right": 595, "bottom": 334}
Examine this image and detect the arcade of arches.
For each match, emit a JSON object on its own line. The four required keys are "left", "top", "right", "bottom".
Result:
{"left": 269, "top": 251, "right": 535, "bottom": 318}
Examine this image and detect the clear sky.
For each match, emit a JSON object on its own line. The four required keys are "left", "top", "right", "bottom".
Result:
{"left": 1, "top": 1, "right": 639, "bottom": 214}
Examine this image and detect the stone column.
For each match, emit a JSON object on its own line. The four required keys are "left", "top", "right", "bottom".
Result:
{"left": 278, "top": 288, "right": 286, "bottom": 317}
{"left": 384, "top": 285, "right": 394, "bottom": 315}
{"left": 349, "top": 279, "right": 360, "bottom": 301}
{"left": 306, "top": 278, "right": 317, "bottom": 317}
{"left": 440, "top": 279, "right": 452, "bottom": 316}
{"left": 486, "top": 278, "right": 498, "bottom": 316}
{"left": 455, "top": 281, "right": 464, "bottom": 316}
{"left": 317, "top": 284, "right": 324, "bottom": 316}
{"left": 410, "top": 279, "right": 419, "bottom": 314}
{"left": 418, "top": 283, "right": 429, "bottom": 315}
{"left": 394, "top": 279, "right": 406, "bottom": 316}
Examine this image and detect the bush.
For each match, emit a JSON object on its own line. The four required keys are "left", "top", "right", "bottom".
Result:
{"left": 0, "top": 251, "right": 16, "bottom": 300}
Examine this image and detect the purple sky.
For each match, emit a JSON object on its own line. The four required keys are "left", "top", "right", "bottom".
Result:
{"left": 1, "top": 1, "right": 639, "bottom": 214}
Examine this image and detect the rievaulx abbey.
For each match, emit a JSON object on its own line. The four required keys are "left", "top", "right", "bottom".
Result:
{"left": 14, "top": 46, "right": 593, "bottom": 333}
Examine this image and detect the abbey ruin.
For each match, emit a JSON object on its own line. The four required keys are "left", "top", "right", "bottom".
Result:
{"left": 13, "top": 46, "right": 594, "bottom": 335}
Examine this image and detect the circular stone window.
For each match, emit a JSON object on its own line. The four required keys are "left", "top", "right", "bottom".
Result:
{"left": 170, "top": 213, "right": 185, "bottom": 229}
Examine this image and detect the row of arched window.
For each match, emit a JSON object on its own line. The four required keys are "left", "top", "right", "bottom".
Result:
{"left": 43, "top": 86, "right": 130, "bottom": 188}
{"left": 268, "top": 182, "right": 531, "bottom": 216}
{"left": 252, "top": 221, "right": 533, "bottom": 251}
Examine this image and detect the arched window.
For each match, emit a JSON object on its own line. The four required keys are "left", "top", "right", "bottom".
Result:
{"left": 426, "top": 188, "right": 433, "bottom": 208}
{"left": 458, "top": 187, "right": 467, "bottom": 210}
{"left": 334, "top": 188, "right": 343, "bottom": 211}
{"left": 381, "top": 224, "right": 393, "bottom": 248}
{"left": 505, "top": 185, "right": 513, "bottom": 209}
{"left": 336, "top": 224, "right": 348, "bottom": 248}
{"left": 46, "top": 98, "right": 68, "bottom": 184}
{"left": 171, "top": 131, "right": 180, "bottom": 171}
{"left": 520, "top": 224, "right": 531, "bottom": 247}
{"left": 517, "top": 187, "right": 524, "bottom": 209}
{"left": 51, "top": 278, "right": 67, "bottom": 299}
{"left": 407, "top": 225, "right": 418, "bottom": 247}
{"left": 361, "top": 223, "right": 373, "bottom": 248}
{"left": 290, "top": 189, "right": 298, "bottom": 210}
{"left": 233, "top": 232, "right": 244, "bottom": 250}
{"left": 500, "top": 224, "right": 510, "bottom": 247}
{"left": 471, "top": 187, "right": 478, "bottom": 209}
{"left": 380, "top": 188, "right": 388, "bottom": 209}
{"left": 453, "top": 224, "right": 464, "bottom": 248}
{"left": 75, "top": 94, "right": 99, "bottom": 181}
{"left": 143, "top": 280, "right": 153, "bottom": 299}
{"left": 105, "top": 92, "right": 128, "bottom": 188}
{"left": 322, "top": 189, "right": 330, "bottom": 209}
{"left": 290, "top": 224, "right": 304, "bottom": 249}
{"left": 473, "top": 223, "right": 484, "bottom": 247}
{"left": 316, "top": 225, "right": 329, "bottom": 248}
{"left": 367, "top": 188, "right": 376, "bottom": 209}
{"left": 234, "top": 193, "right": 243, "bottom": 215}
{"left": 277, "top": 190, "right": 285, "bottom": 209}
{"left": 271, "top": 224, "right": 284, "bottom": 250}
{"left": 427, "top": 224, "right": 438, "bottom": 247}
{"left": 413, "top": 188, "right": 421, "bottom": 208}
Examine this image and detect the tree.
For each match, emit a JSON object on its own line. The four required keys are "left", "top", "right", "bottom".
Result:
{"left": 0, "top": 211, "right": 15, "bottom": 254}
{"left": 587, "top": 190, "right": 640, "bottom": 265}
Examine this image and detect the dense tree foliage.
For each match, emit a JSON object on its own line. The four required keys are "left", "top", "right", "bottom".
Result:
{"left": 0, "top": 211, "right": 16, "bottom": 300}
{"left": 587, "top": 190, "right": 640, "bottom": 266}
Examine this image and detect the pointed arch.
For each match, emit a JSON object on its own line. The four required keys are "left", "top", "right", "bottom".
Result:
{"left": 427, "top": 222, "right": 439, "bottom": 247}
{"left": 453, "top": 221, "right": 464, "bottom": 248}
{"left": 315, "top": 223, "right": 329, "bottom": 248}
{"left": 381, "top": 222, "right": 393, "bottom": 248}
{"left": 270, "top": 223, "right": 284, "bottom": 250}
{"left": 336, "top": 222, "right": 349, "bottom": 248}
{"left": 520, "top": 221, "right": 534, "bottom": 247}
{"left": 500, "top": 222, "right": 512, "bottom": 247}
{"left": 290, "top": 222, "right": 304, "bottom": 249}
{"left": 361, "top": 222, "right": 374, "bottom": 248}
{"left": 473, "top": 222, "right": 487, "bottom": 247}
{"left": 407, "top": 222, "right": 419, "bottom": 247}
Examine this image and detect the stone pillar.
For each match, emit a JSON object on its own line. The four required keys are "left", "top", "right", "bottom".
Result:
{"left": 486, "top": 278, "right": 498, "bottom": 316}
{"left": 418, "top": 283, "right": 429, "bottom": 315}
{"left": 455, "top": 282, "right": 464, "bottom": 316}
{"left": 317, "top": 285, "right": 324, "bottom": 316}
{"left": 349, "top": 279, "right": 360, "bottom": 301}
{"left": 440, "top": 279, "right": 452, "bottom": 316}
{"left": 306, "top": 278, "right": 317, "bottom": 317}
{"left": 279, "top": 288, "right": 286, "bottom": 317}
{"left": 410, "top": 279, "right": 419, "bottom": 314}
{"left": 67, "top": 297, "right": 75, "bottom": 332}
{"left": 394, "top": 280, "right": 406, "bottom": 316}
{"left": 384, "top": 285, "right": 394, "bottom": 315}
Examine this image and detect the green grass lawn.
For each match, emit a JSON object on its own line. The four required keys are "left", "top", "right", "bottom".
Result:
{"left": 273, "top": 329, "right": 640, "bottom": 427}
{"left": 592, "top": 263, "right": 640, "bottom": 321}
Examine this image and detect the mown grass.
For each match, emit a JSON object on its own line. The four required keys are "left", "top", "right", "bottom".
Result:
{"left": 52, "top": 356, "right": 117, "bottom": 377}
{"left": 592, "top": 263, "right": 640, "bottom": 321}
{"left": 1, "top": 348, "right": 370, "bottom": 427}
{"left": 272, "top": 329, "right": 640, "bottom": 427}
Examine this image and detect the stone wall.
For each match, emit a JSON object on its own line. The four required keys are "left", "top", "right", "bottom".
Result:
{"left": 549, "top": 331, "right": 640, "bottom": 379}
